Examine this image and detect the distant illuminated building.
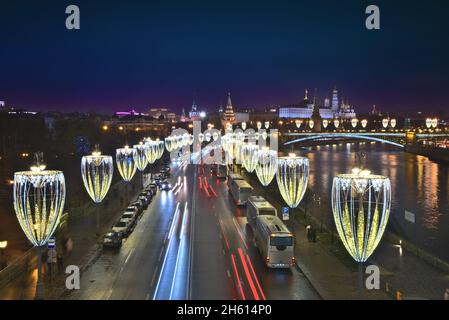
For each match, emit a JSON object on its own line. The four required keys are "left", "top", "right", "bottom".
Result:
{"left": 221, "top": 92, "right": 236, "bottom": 127}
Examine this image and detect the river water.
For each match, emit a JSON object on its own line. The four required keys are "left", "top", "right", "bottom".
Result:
{"left": 296, "top": 142, "right": 449, "bottom": 263}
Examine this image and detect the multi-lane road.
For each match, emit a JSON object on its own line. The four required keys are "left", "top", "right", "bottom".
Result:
{"left": 65, "top": 156, "right": 320, "bottom": 300}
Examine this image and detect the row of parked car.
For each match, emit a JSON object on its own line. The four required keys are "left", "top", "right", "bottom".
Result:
{"left": 103, "top": 184, "right": 158, "bottom": 249}
{"left": 102, "top": 163, "right": 172, "bottom": 250}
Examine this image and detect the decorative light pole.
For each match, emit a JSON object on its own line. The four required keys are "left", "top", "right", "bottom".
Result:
{"left": 276, "top": 154, "right": 309, "bottom": 225}
{"left": 81, "top": 148, "right": 113, "bottom": 233}
{"left": 116, "top": 146, "right": 137, "bottom": 182}
{"left": 332, "top": 168, "right": 391, "bottom": 298}
{"left": 255, "top": 147, "right": 277, "bottom": 189}
{"left": 13, "top": 153, "right": 66, "bottom": 299}
{"left": 242, "top": 143, "right": 258, "bottom": 173}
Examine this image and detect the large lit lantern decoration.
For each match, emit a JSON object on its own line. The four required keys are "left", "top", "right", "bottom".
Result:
{"left": 81, "top": 150, "right": 113, "bottom": 203}
{"left": 145, "top": 141, "right": 157, "bottom": 164}
{"left": 255, "top": 148, "right": 278, "bottom": 186}
{"left": 212, "top": 132, "right": 220, "bottom": 141}
{"left": 361, "top": 119, "right": 368, "bottom": 128}
{"left": 188, "top": 134, "right": 194, "bottom": 145}
{"left": 241, "top": 122, "right": 247, "bottom": 130}
{"left": 308, "top": 119, "right": 314, "bottom": 129}
{"left": 390, "top": 119, "right": 397, "bottom": 129}
{"left": 257, "top": 122, "right": 262, "bottom": 130}
{"left": 242, "top": 143, "right": 259, "bottom": 173}
{"left": 351, "top": 118, "right": 358, "bottom": 128}
{"left": 331, "top": 169, "right": 391, "bottom": 263}
{"left": 322, "top": 119, "right": 329, "bottom": 129}
{"left": 276, "top": 154, "right": 309, "bottom": 209}
{"left": 198, "top": 133, "right": 205, "bottom": 143}
{"left": 165, "top": 137, "right": 174, "bottom": 152}
{"left": 116, "top": 146, "right": 137, "bottom": 182}
{"left": 133, "top": 143, "right": 149, "bottom": 171}
{"left": 431, "top": 118, "right": 438, "bottom": 129}
{"left": 205, "top": 132, "right": 212, "bottom": 142}
{"left": 264, "top": 121, "right": 270, "bottom": 129}
{"left": 382, "top": 118, "right": 389, "bottom": 129}
{"left": 334, "top": 119, "right": 340, "bottom": 129}
{"left": 295, "top": 120, "right": 302, "bottom": 129}
{"left": 13, "top": 155, "right": 66, "bottom": 299}
{"left": 425, "top": 118, "right": 432, "bottom": 129}
{"left": 156, "top": 140, "right": 165, "bottom": 159}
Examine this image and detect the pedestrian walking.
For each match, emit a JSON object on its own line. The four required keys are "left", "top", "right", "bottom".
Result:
{"left": 66, "top": 237, "right": 73, "bottom": 256}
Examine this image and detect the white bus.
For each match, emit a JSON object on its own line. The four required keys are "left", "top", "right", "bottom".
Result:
{"left": 254, "top": 215, "right": 295, "bottom": 268}
{"left": 246, "top": 196, "right": 277, "bottom": 229}
{"left": 227, "top": 173, "right": 244, "bottom": 190}
{"left": 230, "top": 179, "right": 253, "bottom": 206}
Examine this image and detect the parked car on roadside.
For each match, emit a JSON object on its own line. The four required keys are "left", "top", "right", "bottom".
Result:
{"left": 138, "top": 195, "right": 149, "bottom": 209}
{"left": 125, "top": 205, "right": 139, "bottom": 215}
{"left": 121, "top": 212, "right": 137, "bottom": 227}
{"left": 103, "top": 232, "right": 123, "bottom": 249}
{"left": 112, "top": 220, "right": 132, "bottom": 237}
{"left": 131, "top": 201, "right": 144, "bottom": 214}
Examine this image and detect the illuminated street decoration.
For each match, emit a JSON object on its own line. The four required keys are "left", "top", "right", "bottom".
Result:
{"left": 156, "top": 140, "right": 165, "bottom": 159}
{"left": 205, "top": 132, "right": 211, "bottom": 142}
{"left": 322, "top": 119, "right": 329, "bottom": 129}
{"left": 257, "top": 122, "right": 262, "bottom": 130}
{"left": 165, "top": 137, "right": 174, "bottom": 152}
{"left": 261, "top": 131, "right": 268, "bottom": 140}
{"left": 351, "top": 118, "right": 358, "bottom": 128}
{"left": 431, "top": 118, "right": 438, "bottom": 128}
{"left": 361, "top": 119, "right": 368, "bottom": 128}
{"left": 425, "top": 118, "right": 432, "bottom": 129}
{"left": 242, "top": 143, "right": 259, "bottom": 173}
{"left": 382, "top": 118, "right": 389, "bottom": 129}
{"left": 198, "top": 133, "right": 204, "bottom": 143}
{"left": 116, "top": 146, "right": 137, "bottom": 182}
{"left": 295, "top": 120, "right": 302, "bottom": 129}
{"left": 212, "top": 132, "right": 220, "bottom": 141}
{"left": 331, "top": 169, "right": 391, "bottom": 262}
{"left": 145, "top": 141, "right": 158, "bottom": 164}
{"left": 255, "top": 148, "right": 278, "bottom": 186}
{"left": 81, "top": 150, "right": 113, "bottom": 203}
{"left": 264, "top": 121, "right": 270, "bottom": 129}
{"left": 390, "top": 119, "right": 397, "bottom": 129}
{"left": 334, "top": 119, "right": 340, "bottom": 128}
{"left": 133, "top": 143, "right": 149, "bottom": 171}
{"left": 308, "top": 119, "right": 314, "bottom": 129}
{"left": 188, "top": 134, "right": 194, "bottom": 145}
{"left": 276, "top": 154, "right": 309, "bottom": 208}
{"left": 13, "top": 155, "right": 66, "bottom": 299}
{"left": 241, "top": 122, "right": 247, "bottom": 130}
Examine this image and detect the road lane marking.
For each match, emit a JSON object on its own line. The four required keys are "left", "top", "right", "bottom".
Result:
{"left": 230, "top": 254, "right": 246, "bottom": 300}
{"left": 124, "top": 248, "right": 134, "bottom": 265}
{"left": 233, "top": 218, "right": 248, "bottom": 249}
{"left": 246, "top": 254, "right": 266, "bottom": 300}
{"left": 238, "top": 248, "right": 260, "bottom": 300}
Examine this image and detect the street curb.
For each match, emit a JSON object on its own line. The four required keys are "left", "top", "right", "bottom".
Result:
{"left": 294, "top": 261, "right": 325, "bottom": 300}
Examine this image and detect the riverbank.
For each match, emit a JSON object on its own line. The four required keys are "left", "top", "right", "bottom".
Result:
{"left": 236, "top": 165, "right": 449, "bottom": 300}
{"left": 405, "top": 144, "right": 449, "bottom": 163}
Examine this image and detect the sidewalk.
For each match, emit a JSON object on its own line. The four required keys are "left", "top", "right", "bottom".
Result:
{"left": 292, "top": 221, "right": 390, "bottom": 300}
{"left": 0, "top": 178, "right": 141, "bottom": 300}
{"left": 236, "top": 168, "right": 449, "bottom": 300}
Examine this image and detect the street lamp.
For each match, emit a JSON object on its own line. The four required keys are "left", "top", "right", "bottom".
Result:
{"left": 276, "top": 154, "right": 309, "bottom": 226}
{"left": 242, "top": 143, "right": 259, "bottom": 173}
{"left": 13, "top": 153, "right": 66, "bottom": 299}
{"left": 81, "top": 148, "right": 113, "bottom": 234}
{"left": 255, "top": 147, "right": 277, "bottom": 186}
{"left": 133, "top": 143, "right": 149, "bottom": 171}
{"left": 332, "top": 168, "right": 391, "bottom": 298}
{"left": 116, "top": 146, "right": 137, "bottom": 182}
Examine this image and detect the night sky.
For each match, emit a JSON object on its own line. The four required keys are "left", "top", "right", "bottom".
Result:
{"left": 0, "top": 0, "right": 448, "bottom": 115}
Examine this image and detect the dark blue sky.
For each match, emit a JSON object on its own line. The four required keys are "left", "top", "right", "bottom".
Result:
{"left": 0, "top": 0, "right": 448, "bottom": 115}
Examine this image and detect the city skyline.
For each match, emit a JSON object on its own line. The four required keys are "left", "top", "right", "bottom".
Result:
{"left": 1, "top": 1, "right": 449, "bottom": 115}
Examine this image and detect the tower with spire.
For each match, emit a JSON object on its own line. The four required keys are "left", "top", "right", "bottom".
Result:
{"left": 331, "top": 86, "right": 339, "bottom": 112}
{"left": 221, "top": 92, "right": 236, "bottom": 127}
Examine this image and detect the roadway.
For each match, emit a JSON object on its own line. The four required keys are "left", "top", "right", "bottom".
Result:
{"left": 65, "top": 154, "right": 319, "bottom": 300}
